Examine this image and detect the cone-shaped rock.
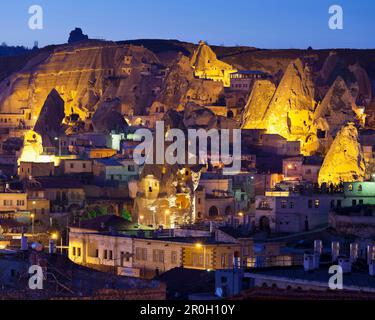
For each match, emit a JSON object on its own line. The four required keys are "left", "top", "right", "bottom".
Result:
{"left": 318, "top": 123, "right": 365, "bottom": 185}
{"left": 241, "top": 80, "right": 276, "bottom": 129}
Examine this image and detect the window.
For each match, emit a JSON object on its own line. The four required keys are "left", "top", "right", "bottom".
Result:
{"left": 171, "top": 251, "right": 177, "bottom": 264}
{"left": 308, "top": 200, "right": 313, "bottom": 208}
{"left": 330, "top": 200, "right": 335, "bottom": 209}
{"left": 289, "top": 202, "right": 294, "bottom": 209}
{"left": 16, "top": 200, "right": 25, "bottom": 206}
{"left": 348, "top": 184, "right": 353, "bottom": 191}
{"left": 77, "top": 247, "right": 81, "bottom": 257}
{"left": 104, "top": 250, "right": 108, "bottom": 260}
{"left": 198, "top": 198, "right": 201, "bottom": 204}
{"left": 314, "top": 200, "right": 320, "bottom": 208}
{"left": 358, "top": 185, "right": 363, "bottom": 192}
{"left": 72, "top": 247, "right": 76, "bottom": 256}
{"left": 153, "top": 249, "right": 164, "bottom": 263}
{"left": 95, "top": 249, "right": 99, "bottom": 258}
{"left": 70, "top": 163, "right": 74, "bottom": 169}
{"left": 82, "top": 163, "right": 86, "bottom": 169}
{"left": 3, "top": 200, "right": 13, "bottom": 206}
{"left": 109, "top": 250, "right": 113, "bottom": 260}
{"left": 281, "top": 200, "right": 287, "bottom": 209}
{"left": 352, "top": 199, "right": 357, "bottom": 207}
{"left": 305, "top": 169, "right": 312, "bottom": 175}
{"left": 337, "top": 200, "right": 342, "bottom": 208}
{"left": 136, "top": 248, "right": 147, "bottom": 261}
{"left": 359, "top": 199, "right": 364, "bottom": 205}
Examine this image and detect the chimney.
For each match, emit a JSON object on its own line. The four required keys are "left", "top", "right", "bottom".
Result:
{"left": 350, "top": 243, "right": 359, "bottom": 262}
{"left": 338, "top": 256, "right": 352, "bottom": 274}
{"left": 49, "top": 239, "right": 56, "bottom": 254}
{"left": 21, "top": 235, "right": 28, "bottom": 251}
{"left": 210, "top": 221, "right": 214, "bottom": 234}
{"left": 369, "top": 260, "right": 375, "bottom": 276}
{"left": 304, "top": 253, "right": 315, "bottom": 272}
{"left": 331, "top": 241, "right": 340, "bottom": 262}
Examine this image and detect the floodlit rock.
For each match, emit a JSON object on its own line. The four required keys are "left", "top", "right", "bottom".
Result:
{"left": 190, "top": 41, "right": 237, "bottom": 87}
{"left": 318, "top": 123, "right": 365, "bottom": 185}
{"left": 241, "top": 80, "right": 276, "bottom": 129}
{"left": 262, "top": 58, "right": 315, "bottom": 147}
{"left": 314, "top": 76, "right": 359, "bottom": 139}
{"left": 155, "top": 55, "right": 223, "bottom": 110}
{"left": 0, "top": 42, "right": 160, "bottom": 122}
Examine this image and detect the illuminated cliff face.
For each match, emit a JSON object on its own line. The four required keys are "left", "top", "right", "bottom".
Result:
{"left": 153, "top": 55, "right": 224, "bottom": 110}
{"left": 241, "top": 80, "right": 276, "bottom": 129}
{"left": 318, "top": 123, "right": 365, "bottom": 185}
{"left": 314, "top": 76, "right": 361, "bottom": 153}
{"left": 0, "top": 42, "right": 160, "bottom": 122}
{"left": 263, "top": 59, "right": 315, "bottom": 140}
{"left": 241, "top": 58, "right": 316, "bottom": 154}
{"left": 190, "top": 41, "right": 237, "bottom": 87}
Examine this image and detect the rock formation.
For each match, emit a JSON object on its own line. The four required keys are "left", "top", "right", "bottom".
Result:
{"left": 91, "top": 98, "right": 128, "bottom": 134}
{"left": 190, "top": 41, "right": 237, "bottom": 87}
{"left": 34, "top": 89, "right": 65, "bottom": 147}
{"left": 0, "top": 42, "right": 161, "bottom": 123}
{"left": 153, "top": 55, "right": 223, "bottom": 110}
{"left": 318, "top": 123, "right": 365, "bottom": 185}
{"left": 68, "top": 28, "right": 89, "bottom": 44}
{"left": 241, "top": 80, "right": 276, "bottom": 129}
{"left": 256, "top": 59, "right": 316, "bottom": 153}
{"left": 314, "top": 76, "right": 359, "bottom": 144}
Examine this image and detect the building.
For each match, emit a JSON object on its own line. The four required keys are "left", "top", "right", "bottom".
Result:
{"left": 230, "top": 70, "right": 269, "bottom": 92}
{"left": 262, "top": 134, "right": 301, "bottom": 156}
{"left": 341, "top": 181, "right": 375, "bottom": 207}
{"left": 19, "top": 161, "right": 55, "bottom": 180}
{"left": 254, "top": 191, "right": 343, "bottom": 233}
{"left": 34, "top": 177, "right": 85, "bottom": 213}
{"left": 61, "top": 159, "right": 93, "bottom": 175}
{"left": 69, "top": 218, "right": 244, "bottom": 279}
{"left": 85, "top": 147, "right": 117, "bottom": 159}
{"left": 0, "top": 191, "right": 27, "bottom": 213}
{"left": 282, "top": 156, "right": 323, "bottom": 183}
{"left": 93, "top": 158, "right": 138, "bottom": 183}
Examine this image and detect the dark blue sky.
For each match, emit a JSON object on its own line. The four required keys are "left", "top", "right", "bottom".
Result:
{"left": 0, "top": 0, "right": 374, "bottom": 49}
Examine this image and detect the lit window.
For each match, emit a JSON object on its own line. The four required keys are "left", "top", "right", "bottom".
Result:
{"left": 314, "top": 200, "right": 320, "bottom": 208}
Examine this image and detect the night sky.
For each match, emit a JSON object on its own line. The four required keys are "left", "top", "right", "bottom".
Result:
{"left": 0, "top": 0, "right": 374, "bottom": 49}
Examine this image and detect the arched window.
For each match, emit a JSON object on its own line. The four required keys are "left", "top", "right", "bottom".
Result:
{"left": 208, "top": 206, "right": 219, "bottom": 217}
{"left": 358, "top": 185, "right": 363, "bottom": 192}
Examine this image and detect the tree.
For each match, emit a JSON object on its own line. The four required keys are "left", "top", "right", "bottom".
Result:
{"left": 121, "top": 209, "right": 132, "bottom": 222}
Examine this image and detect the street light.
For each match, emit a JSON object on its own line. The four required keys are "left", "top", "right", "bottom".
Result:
{"left": 30, "top": 213, "right": 35, "bottom": 235}
{"left": 195, "top": 242, "right": 206, "bottom": 269}
{"left": 51, "top": 232, "right": 63, "bottom": 255}
{"left": 54, "top": 137, "right": 61, "bottom": 157}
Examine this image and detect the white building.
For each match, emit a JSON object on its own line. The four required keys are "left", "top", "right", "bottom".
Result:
{"left": 254, "top": 191, "right": 343, "bottom": 233}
